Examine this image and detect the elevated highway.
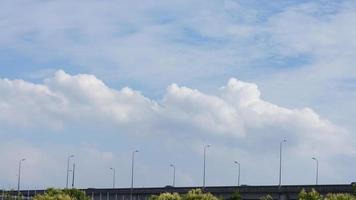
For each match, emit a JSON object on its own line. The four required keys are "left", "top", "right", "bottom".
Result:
{"left": 6, "top": 184, "right": 355, "bottom": 200}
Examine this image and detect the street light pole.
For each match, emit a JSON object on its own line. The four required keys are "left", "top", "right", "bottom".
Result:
{"left": 66, "top": 155, "right": 74, "bottom": 189}
{"left": 234, "top": 161, "right": 241, "bottom": 187}
{"left": 312, "top": 157, "right": 319, "bottom": 185}
{"left": 203, "top": 144, "right": 211, "bottom": 190}
{"left": 17, "top": 158, "right": 26, "bottom": 195}
{"left": 110, "top": 168, "right": 116, "bottom": 188}
{"left": 71, "top": 163, "right": 76, "bottom": 188}
{"left": 279, "top": 139, "right": 287, "bottom": 188}
{"left": 131, "top": 150, "right": 139, "bottom": 200}
{"left": 170, "top": 164, "right": 176, "bottom": 187}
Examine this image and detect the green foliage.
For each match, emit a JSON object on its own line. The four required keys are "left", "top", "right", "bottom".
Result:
{"left": 150, "top": 192, "right": 182, "bottom": 200}
{"left": 34, "top": 188, "right": 90, "bottom": 200}
{"left": 150, "top": 189, "right": 219, "bottom": 200}
{"left": 182, "top": 189, "right": 220, "bottom": 200}
{"left": 299, "top": 189, "right": 323, "bottom": 200}
{"left": 352, "top": 183, "right": 356, "bottom": 197}
{"left": 63, "top": 189, "right": 90, "bottom": 200}
{"left": 227, "top": 191, "right": 242, "bottom": 200}
{"left": 325, "top": 193, "right": 356, "bottom": 200}
{"left": 260, "top": 194, "right": 273, "bottom": 200}
{"left": 34, "top": 188, "right": 73, "bottom": 200}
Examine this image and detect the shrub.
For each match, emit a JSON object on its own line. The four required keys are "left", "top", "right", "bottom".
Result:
{"left": 150, "top": 192, "right": 182, "bottom": 200}
{"left": 34, "top": 188, "right": 73, "bottom": 200}
{"left": 182, "top": 189, "right": 220, "bottom": 200}
{"left": 34, "top": 188, "right": 90, "bottom": 200}
{"left": 298, "top": 189, "right": 323, "bottom": 200}
{"left": 63, "top": 189, "right": 90, "bottom": 200}
{"left": 324, "top": 193, "right": 356, "bottom": 200}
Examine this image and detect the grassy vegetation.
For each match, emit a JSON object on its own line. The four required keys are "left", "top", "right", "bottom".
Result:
{"left": 150, "top": 188, "right": 356, "bottom": 200}
{"left": 2, "top": 186, "right": 356, "bottom": 200}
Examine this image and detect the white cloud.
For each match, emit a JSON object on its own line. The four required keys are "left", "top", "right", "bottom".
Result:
{"left": 0, "top": 71, "right": 355, "bottom": 187}
{"left": 2, "top": 70, "right": 351, "bottom": 145}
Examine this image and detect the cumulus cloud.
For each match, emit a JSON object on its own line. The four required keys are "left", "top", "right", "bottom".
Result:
{"left": 0, "top": 70, "right": 354, "bottom": 153}
{"left": 1, "top": 71, "right": 355, "bottom": 187}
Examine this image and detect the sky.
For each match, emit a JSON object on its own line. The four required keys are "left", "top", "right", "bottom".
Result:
{"left": 1, "top": 0, "right": 356, "bottom": 190}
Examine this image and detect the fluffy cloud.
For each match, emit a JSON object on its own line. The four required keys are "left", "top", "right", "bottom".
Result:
{"left": 1, "top": 70, "right": 354, "bottom": 155}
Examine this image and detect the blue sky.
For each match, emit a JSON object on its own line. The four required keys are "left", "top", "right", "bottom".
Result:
{"left": 1, "top": 0, "right": 356, "bottom": 190}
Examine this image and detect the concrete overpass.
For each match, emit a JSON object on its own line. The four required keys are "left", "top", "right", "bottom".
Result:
{"left": 5, "top": 184, "right": 355, "bottom": 200}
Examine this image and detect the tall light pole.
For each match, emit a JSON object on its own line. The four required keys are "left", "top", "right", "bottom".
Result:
{"left": 203, "top": 144, "right": 211, "bottom": 190}
{"left": 17, "top": 158, "right": 26, "bottom": 195}
{"left": 234, "top": 161, "right": 241, "bottom": 187}
{"left": 66, "top": 155, "right": 74, "bottom": 188}
{"left": 131, "top": 150, "right": 139, "bottom": 200}
{"left": 71, "top": 163, "right": 76, "bottom": 188}
{"left": 279, "top": 139, "right": 287, "bottom": 188}
{"left": 312, "top": 157, "right": 319, "bottom": 185}
{"left": 110, "top": 168, "right": 116, "bottom": 188}
{"left": 170, "top": 164, "right": 176, "bottom": 187}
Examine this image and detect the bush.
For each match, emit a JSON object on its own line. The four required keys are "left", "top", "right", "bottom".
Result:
{"left": 150, "top": 192, "right": 182, "bottom": 200}
{"left": 34, "top": 188, "right": 73, "bottom": 200}
{"left": 182, "top": 189, "right": 220, "bottom": 200}
{"left": 299, "top": 189, "right": 323, "bottom": 200}
{"left": 34, "top": 188, "right": 90, "bottom": 200}
{"left": 324, "top": 193, "right": 356, "bottom": 200}
{"left": 63, "top": 189, "right": 90, "bottom": 200}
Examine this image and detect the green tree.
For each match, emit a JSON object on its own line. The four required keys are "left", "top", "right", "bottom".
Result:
{"left": 34, "top": 188, "right": 90, "bottom": 200}
{"left": 182, "top": 189, "right": 220, "bottom": 200}
{"left": 34, "top": 188, "right": 73, "bottom": 200}
{"left": 298, "top": 189, "right": 323, "bottom": 200}
{"left": 150, "top": 192, "right": 182, "bottom": 200}
{"left": 63, "top": 189, "right": 91, "bottom": 200}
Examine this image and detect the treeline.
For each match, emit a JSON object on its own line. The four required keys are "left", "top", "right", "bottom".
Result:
{"left": 1, "top": 188, "right": 90, "bottom": 200}
{"left": 150, "top": 186, "right": 356, "bottom": 200}
{"left": 2, "top": 186, "right": 356, "bottom": 200}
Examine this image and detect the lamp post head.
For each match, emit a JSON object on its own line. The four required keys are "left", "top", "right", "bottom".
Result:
{"left": 312, "top": 157, "right": 317, "bottom": 161}
{"left": 170, "top": 164, "right": 175, "bottom": 167}
{"left": 283, "top": 139, "right": 287, "bottom": 143}
{"left": 69, "top": 155, "right": 74, "bottom": 158}
{"left": 234, "top": 161, "right": 240, "bottom": 165}
{"left": 205, "top": 144, "right": 211, "bottom": 148}
{"left": 134, "top": 150, "right": 139, "bottom": 153}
